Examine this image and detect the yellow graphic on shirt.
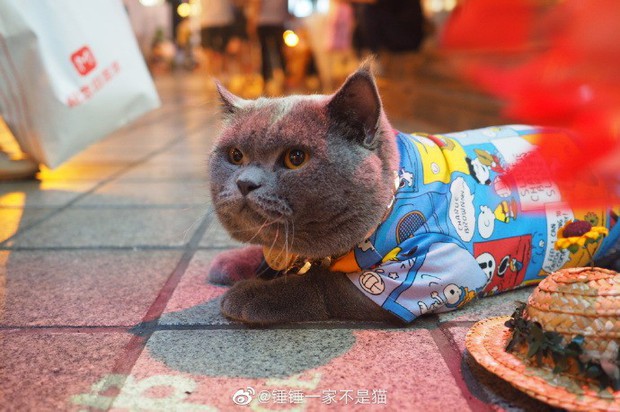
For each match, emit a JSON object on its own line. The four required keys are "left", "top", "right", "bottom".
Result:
{"left": 409, "top": 134, "right": 469, "bottom": 184}
{"left": 494, "top": 199, "right": 518, "bottom": 223}
{"left": 537, "top": 206, "right": 609, "bottom": 278}
{"left": 382, "top": 247, "right": 402, "bottom": 263}
{"left": 562, "top": 208, "right": 608, "bottom": 269}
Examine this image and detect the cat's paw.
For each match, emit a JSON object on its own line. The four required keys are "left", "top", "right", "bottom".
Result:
{"left": 220, "top": 277, "right": 329, "bottom": 324}
{"left": 207, "top": 246, "right": 264, "bottom": 285}
{"left": 220, "top": 279, "right": 279, "bottom": 324}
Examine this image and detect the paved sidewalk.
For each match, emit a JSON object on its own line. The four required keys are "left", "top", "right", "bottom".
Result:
{"left": 0, "top": 72, "right": 553, "bottom": 411}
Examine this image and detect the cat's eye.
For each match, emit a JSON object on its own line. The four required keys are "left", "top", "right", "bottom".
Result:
{"left": 228, "top": 147, "right": 244, "bottom": 165}
{"left": 283, "top": 148, "right": 309, "bottom": 169}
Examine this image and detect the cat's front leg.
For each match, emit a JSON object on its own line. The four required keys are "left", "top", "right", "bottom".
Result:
{"left": 207, "top": 245, "right": 264, "bottom": 285}
{"left": 220, "top": 268, "right": 399, "bottom": 324}
{"left": 220, "top": 272, "right": 330, "bottom": 324}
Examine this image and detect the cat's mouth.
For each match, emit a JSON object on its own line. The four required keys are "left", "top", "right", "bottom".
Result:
{"left": 240, "top": 202, "right": 283, "bottom": 223}
{"left": 246, "top": 195, "right": 293, "bottom": 221}
{"left": 215, "top": 190, "right": 367, "bottom": 257}
{"left": 217, "top": 191, "right": 292, "bottom": 222}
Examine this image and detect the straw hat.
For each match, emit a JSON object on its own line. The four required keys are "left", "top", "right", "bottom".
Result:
{"left": 466, "top": 267, "right": 620, "bottom": 411}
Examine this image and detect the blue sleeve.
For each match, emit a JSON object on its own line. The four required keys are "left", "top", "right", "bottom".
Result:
{"left": 347, "top": 234, "right": 490, "bottom": 322}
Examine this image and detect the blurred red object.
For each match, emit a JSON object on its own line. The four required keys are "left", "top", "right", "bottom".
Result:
{"left": 442, "top": 0, "right": 620, "bottom": 208}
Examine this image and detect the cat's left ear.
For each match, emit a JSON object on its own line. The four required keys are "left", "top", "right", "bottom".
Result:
{"left": 215, "top": 81, "right": 244, "bottom": 115}
{"left": 327, "top": 65, "right": 383, "bottom": 149}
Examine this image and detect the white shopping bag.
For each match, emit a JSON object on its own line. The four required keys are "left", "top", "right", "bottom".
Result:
{"left": 0, "top": 0, "right": 161, "bottom": 168}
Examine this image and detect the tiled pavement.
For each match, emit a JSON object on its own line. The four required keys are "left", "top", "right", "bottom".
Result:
{"left": 0, "top": 71, "right": 555, "bottom": 411}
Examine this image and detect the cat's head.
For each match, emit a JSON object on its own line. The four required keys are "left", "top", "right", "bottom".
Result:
{"left": 209, "top": 66, "right": 399, "bottom": 258}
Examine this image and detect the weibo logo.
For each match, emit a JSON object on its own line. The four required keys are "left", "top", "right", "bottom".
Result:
{"left": 70, "top": 46, "right": 97, "bottom": 76}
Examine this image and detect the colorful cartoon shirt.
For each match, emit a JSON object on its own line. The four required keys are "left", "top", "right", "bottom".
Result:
{"left": 329, "top": 126, "right": 620, "bottom": 323}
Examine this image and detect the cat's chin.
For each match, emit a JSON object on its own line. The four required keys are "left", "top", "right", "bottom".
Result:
{"left": 260, "top": 226, "right": 374, "bottom": 260}
{"left": 215, "top": 193, "right": 386, "bottom": 260}
{"left": 219, "top": 212, "right": 366, "bottom": 259}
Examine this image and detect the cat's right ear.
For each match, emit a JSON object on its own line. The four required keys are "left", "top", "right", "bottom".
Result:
{"left": 327, "top": 65, "right": 383, "bottom": 149}
{"left": 215, "top": 81, "right": 243, "bottom": 116}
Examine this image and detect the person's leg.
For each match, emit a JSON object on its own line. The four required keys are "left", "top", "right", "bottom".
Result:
{"left": 217, "top": 26, "right": 233, "bottom": 77}
{"left": 202, "top": 27, "right": 224, "bottom": 78}
{"left": 262, "top": 25, "right": 286, "bottom": 95}
{"left": 272, "top": 24, "right": 286, "bottom": 75}
{"left": 257, "top": 25, "right": 273, "bottom": 82}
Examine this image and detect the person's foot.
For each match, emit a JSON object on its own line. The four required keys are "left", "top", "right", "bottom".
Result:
{"left": 0, "top": 152, "right": 38, "bottom": 181}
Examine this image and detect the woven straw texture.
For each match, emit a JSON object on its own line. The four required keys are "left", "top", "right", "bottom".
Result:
{"left": 527, "top": 267, "right": 620, "bottom": 362}
{"left": 466, "top": 317, "right": 620, "bottom": 411}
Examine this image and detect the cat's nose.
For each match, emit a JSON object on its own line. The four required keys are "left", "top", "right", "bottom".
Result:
{"left": 236, "top": 177, "right": 261, "bottom": 196}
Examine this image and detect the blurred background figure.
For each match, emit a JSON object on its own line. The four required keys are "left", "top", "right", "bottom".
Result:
{"left": 150, "top": 26, "right": 177, "bottom": 73}
{"left": 351, "top": 0, "right": 380, "bottom": 61}
{"left": 322, "top": 0, "right": 357, "bottom": 91}
{"left": 304, "top": 0, "right": 355, "bottom": 92}
{"left": 123, "top": 0, "right": 446, "bottom": 96}
{"left": 225, "top": 0, "right": 263, "bottom": 96}
{"left": 125, "top": 0, "right": 173, "bottom": 66}
{"left": 249, "top": 0, "right": 289, "bottom": 95}
{"left": 200, "top": 0, "right": 234, "bottom": 79}
{"left": 354, "top": 0, "right": 427, "bottom": 77}
{"left": 305, "top": 0, "right": 429, "bottom": 92}
{"left": 174, "top": 12, "right": 198, "bottom": 70}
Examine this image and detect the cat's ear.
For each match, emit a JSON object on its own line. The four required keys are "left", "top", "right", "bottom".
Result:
{"left": 215, "top": 81, "right": 244, "bottom": 115}
{"left": 327, "top": 64, "right": 383, "bottom": 149}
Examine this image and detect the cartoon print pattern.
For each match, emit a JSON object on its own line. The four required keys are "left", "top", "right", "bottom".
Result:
{"left": 330, "top": 126, "right": 620, "bottom": 322}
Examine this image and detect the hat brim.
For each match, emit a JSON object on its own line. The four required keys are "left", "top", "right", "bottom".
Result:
{"left": 466, "top": 317, "right": 620, "bottom": 412}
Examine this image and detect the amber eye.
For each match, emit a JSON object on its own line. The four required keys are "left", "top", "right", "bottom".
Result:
{"left": 228, "top": 147, "right": 244, "bottom": 165}
{"left": 284, "top": 148, "right": 308, "bottom": 169}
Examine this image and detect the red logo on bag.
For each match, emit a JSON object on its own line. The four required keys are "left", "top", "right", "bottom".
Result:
{"left": 71, "top": 46, "right": 97, "bottom": 76}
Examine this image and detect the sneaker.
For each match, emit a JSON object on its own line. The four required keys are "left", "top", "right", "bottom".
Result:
{"left": 0, "top": 152, "right": 38, "bottom": 181}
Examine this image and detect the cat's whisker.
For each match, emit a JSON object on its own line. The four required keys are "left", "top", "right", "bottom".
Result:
{"left": 285, "top": 219, "right": 290, "bottom": 263}
{"left": 274, "top": 220, "right": 294, "bottom": 267}
{"left": 284, "top": 220, "right": 289, "bottom": 256}
{"left": 289, "top": 220, "right": 296, "bottom": 258}
{"left": 269, "top": 219, "right": 293, "bottom": 276}
{"left": 246, "top": 218, "right": 276, "bottom": 244}
{"left": 182, "top": 206, "right": 212, "bottom": 242}
{"left": 253, "top": 219, "right": 292, "bottom": 280}
{"left": 255, "top": 260, "right": 273, "bottom": 278}
{"left": 265, "top": 226, "right": 280, "bottom": 262}
{"left": 224, "top": 219, "right": 275, "bottom": 235}
{"left": 282, "top": 220, "right": 290, "bottom": 283}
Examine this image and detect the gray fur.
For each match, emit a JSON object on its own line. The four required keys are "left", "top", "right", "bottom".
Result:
{"left": 208, "top": 66, "right": 400, "bottom": 324}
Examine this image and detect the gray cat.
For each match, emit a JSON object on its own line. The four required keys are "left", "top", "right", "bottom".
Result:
{"left": 207, "top": 63, "right": 620, "bottom": 325}
{"left": 208, "top": 63, "right": 398, "bottom": 324}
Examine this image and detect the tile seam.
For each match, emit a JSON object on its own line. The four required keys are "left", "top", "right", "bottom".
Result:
{"left": 0, "top": 322, "right": 423, "bottom": 333}
{"left": 0, "top": 326, "right": 129, "bottom": 334}
{"left": 93, "top": 211, "right": 211, "bottom": 411}
{"left": 106, "top": 211, "right": 212, "bottom": 377}
{"left": 0, "top": 246, "right": 188, "bottom": 251}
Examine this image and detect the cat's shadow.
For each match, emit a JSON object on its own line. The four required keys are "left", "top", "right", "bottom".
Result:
{"left": 141, "top": 296, "right": 359, "bottom": 379}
